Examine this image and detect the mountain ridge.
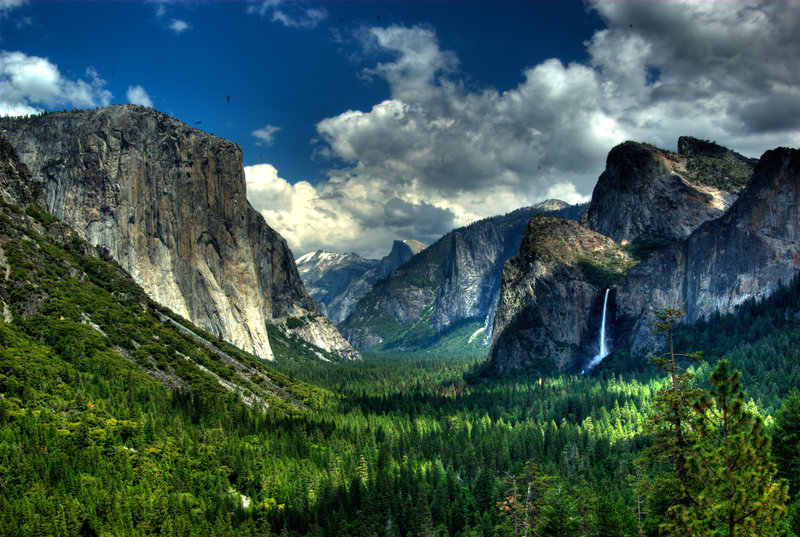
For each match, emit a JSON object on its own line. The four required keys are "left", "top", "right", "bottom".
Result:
{"left": 297, "top": 239, "right": 425, "bottom": 325}
{"left": 339, "top": 200, "right": 588, "bottom": 352}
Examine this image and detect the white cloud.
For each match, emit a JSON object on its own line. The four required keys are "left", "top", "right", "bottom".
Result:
{"left": 584, "top": 0, "right": 800, "bottom": 155}
{"left": 0, "top": 51, "right": 111, "bottom": 116}
{"left": 252, "top": 124, "right": 281, "bottom": 146}
{"left": 250, "top": 3, "right": 799, "bottom": 258}
{"left": 0, "top": 0, "right": 26, "bottom": 18}
{"left": 245, "top": 163, "right": 455, "bottom": 259}
{"left": 168, "top": 19, "right": 190, "bottom": 33}
{"left": 126, "top": 85, "right": 153, "bottom": 107}
{"left": 247, "top": 1, "right": 327, "bottom": 29}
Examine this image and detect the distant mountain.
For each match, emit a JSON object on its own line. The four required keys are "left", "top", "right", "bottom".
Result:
{"left": 488, "top": 138, "right": 798, "bottom": 373}
{"left": 297, "top": 250, "right": 379, "bottom": 320}
{"left": 0, "top": 106, "right": 358, "bottom": 361}
{"left": 297, "top": 239, "right": 426, "bottom": 325}
{"left": 339, "top": 200, "right": 587, "bottom": 353}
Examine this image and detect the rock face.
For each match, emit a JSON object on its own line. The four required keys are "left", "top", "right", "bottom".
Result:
{"left": 488, "top": 215, "right": 633, "bottom": 373}
{"left": 296, "top": 239, "right": 425, "bottom": 325}
{"left": 339, "top": 201, "right": 586, "bottom": 352}
{"left": 374, "top": 239, "right": 426, "bottom": 281}
{"left": 615, "top": 146, "right": 800, "bottom": 355}
{"left": 489, "top": 140, "right": 799, "bottom": 373}
{"left": 0, "top": 106, "right": 358, "bottom": 361}
{"left": 582, "top": 141, "right": 752, "bottom": 243}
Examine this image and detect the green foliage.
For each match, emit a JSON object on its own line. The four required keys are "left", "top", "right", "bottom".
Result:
{"left": 1, "top": 148, "right": 797, "bottom": 536}
{"left": 670, "top": 360, "right": 788, "bottom": 536}
{"left": 684, "top": 154, "right": 753, "bottom": 193}
{"left": 24, "top": 205, "right": 58, "bottom": 227}
{"left": 577, "top": 255, "right": 633, "bottom": 289}
{"left": 622, "top": 234, "right": 680, "bottom": 261}
{"left": 639, "top": 309, "right": 705, "bottom": 527}
{"left": 285, "top": 316, "right": 305, "bottom": 330}
{"left": 773, "top": 388, "right": 800, "bottom": 497}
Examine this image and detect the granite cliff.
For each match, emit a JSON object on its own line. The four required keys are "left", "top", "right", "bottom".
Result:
{"left": 489, "top": 139, "right": 798, "bottom": 373}
{"left": 339, "top": 201, "right": 586, "bottom": 352}
{"left": 0, "top": 137, "right": 329, "bottom": 409}
{"left": 0, "top": 106, "right": 358, "bottom": 361}
{"left": 582, "top": 138, "right": 753, "bottom": 243}
{"left": 296, "top": 239, "right": 425, "bottom": 325}
{"left": 615, "top": 146, "right": 800, "bottom": 356}
{"left": 489, "top": 215, "right": 632, "bottom": 373}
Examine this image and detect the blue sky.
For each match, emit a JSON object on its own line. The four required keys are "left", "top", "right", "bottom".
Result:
{"left": 2, "top": 1, "right": 799, "bottom": 258}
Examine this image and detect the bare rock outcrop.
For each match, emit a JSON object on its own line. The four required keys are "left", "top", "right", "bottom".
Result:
{"left": 0, "top": 106, "right": 358, "bottom": 360}
{"left": 615, "top": 147, "right": 800, "bottom": 355}
{"left": 488, "top": 215, "right": 632, "bottom": 373}
{"left": 582, "top": 141, "right": 751, "bottom": 243}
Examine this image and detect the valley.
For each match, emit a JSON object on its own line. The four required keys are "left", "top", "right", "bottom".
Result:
{"left": 0, "top": 108, "right": 798, "bottom": 536}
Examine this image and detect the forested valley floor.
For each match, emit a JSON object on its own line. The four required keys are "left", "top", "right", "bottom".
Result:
{"left": 1, "top": 184, "right": 799, "bottom": 536}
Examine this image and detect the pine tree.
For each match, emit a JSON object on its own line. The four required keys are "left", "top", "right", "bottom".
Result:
{"left": 639, "top": 308, "right": 704, "bottom": 530}
{"left": 773, "top": 388, "right": 800, "bottom": 537}
{"left": 673, "top": 359, "right": 788, "bottom": 537}
{"left": 772, "top": 388, "right": 800, "bottom": 497}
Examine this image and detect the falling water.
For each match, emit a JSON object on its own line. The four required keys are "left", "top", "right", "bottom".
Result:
{"left": 586, "top": 289, "right": 611, "bottom": 371}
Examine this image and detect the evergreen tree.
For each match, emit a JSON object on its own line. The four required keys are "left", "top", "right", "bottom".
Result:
{"left": 772, "top": 388, "right": 800, "bottom": 497}
{"left": 672, "top": 359, "right": 788, "bottom": 536}
{"left": 639, "top": 309, "right": 704, "bottom": 529}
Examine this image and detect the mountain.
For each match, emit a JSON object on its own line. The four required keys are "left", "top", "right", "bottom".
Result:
{"left": 615, "top": 146, "right": 800, "bottom": 356}
{"left": 488, "top": 139, "right": 798, "bottom": 373}
{"left": 489, "top": 214, "right": 633, "bottom": 373}
{"left": 339, "top": 201, "right": 587, "bottom": 353}
{"left": 0, "top": 137, "right": 330, "bottom": 409}
{"left": 296, "top": 239, "right": 425, "bottom": 325}
{"left": 581, "top": 137, "right": 753, "bottom": 243}
{"left": 0, "top": 106, "right": 358, "bottom": 361}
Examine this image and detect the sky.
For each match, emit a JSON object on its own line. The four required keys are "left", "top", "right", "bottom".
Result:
{"left": 1, "top": 0, "right": 798, "bottom": 259}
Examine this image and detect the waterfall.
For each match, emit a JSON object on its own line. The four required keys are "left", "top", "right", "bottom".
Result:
{"left": 586, "top": 289, "right": 611, "bottom": 371}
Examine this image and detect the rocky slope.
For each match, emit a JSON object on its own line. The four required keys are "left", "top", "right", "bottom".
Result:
{"left": 0, "top": 106, "right": 358, "bottom": 361}
{"left": 489, "top": 139, "right": 798, "bottom": 373}
{"left": 296, "top": 239, "right": 425, "bottom": 325}
{"left": 488, "top": 215, "right": 633, "bottom": 373}
{"left": 581, "top": 138, "right": 754, "bottom": 243}
{"left": 615, "top": 146, "right": 800, "bottom": 355}
{"left": 339, "top": 201, "right": 586, "bottom": 352}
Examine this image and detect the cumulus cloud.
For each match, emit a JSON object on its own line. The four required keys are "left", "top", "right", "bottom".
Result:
{"left": 585, "top": 0, "right": 800, "bottom": 156}
{"left": 0, "top": 51, "right": 112, "bottom": 116}
{"left": 126, "top": 85, "right": 153, "bottom": 107}
{"left": 252, "top": 124, "right": 281, "bottom": 146}
{"left": 168, "top": 19, "right": 190, "bottom": 34}
{"left": 247, "top": 0, "right": 327, "bottom": 29}
{"left": 250, "top": 2, "right": 799, "bottom": 258}
{"left": 245, "top": 163, "right": 455, "bottom": 259}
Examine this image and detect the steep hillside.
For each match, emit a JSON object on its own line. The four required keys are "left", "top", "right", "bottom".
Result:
{"left": 0, "top": 106, "right": 358, "bottom": 361}
{"left": 296, "top": 239, "right": 425, "bottom": 325}
{"left": 0, "top": 137, "right": 330, "bottom": 409}
{"left": 339, "top": 201, "right": 587, "bottom": 353}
